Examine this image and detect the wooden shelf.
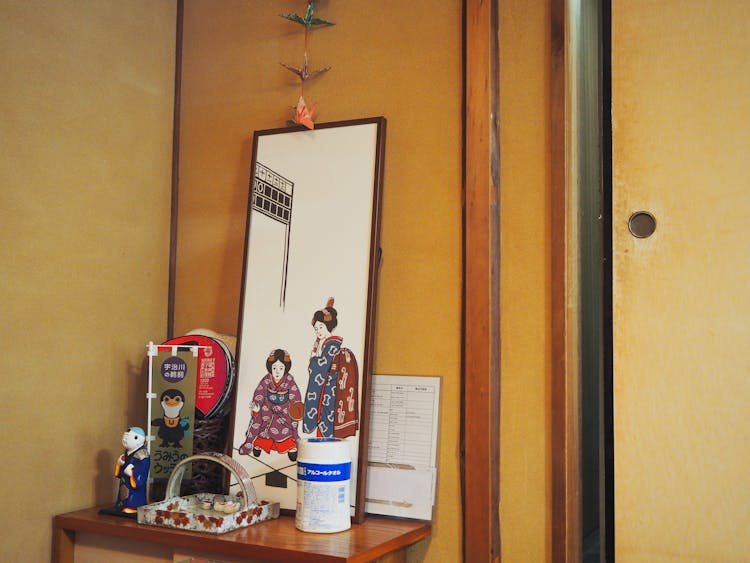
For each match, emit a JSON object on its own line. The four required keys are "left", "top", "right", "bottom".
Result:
{"left": 53, "top": 506, "right": 431, "bottom": 563}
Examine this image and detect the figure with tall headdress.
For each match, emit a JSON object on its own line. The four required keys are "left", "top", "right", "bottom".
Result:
{"left": 302, "top": 298, "right": 359, "bottom": 438}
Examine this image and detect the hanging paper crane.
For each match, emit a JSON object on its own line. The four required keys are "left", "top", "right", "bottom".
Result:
{"left": 279, "top": 1, "right": 334, "bottom": 129}
{"left": 279, "top": 1, "right": 334, "bottom": 29}
{"left": 280, "top": 52, "right": 330, "bottom": 82}
{"left": 293, "top": 96, "right": 316, "bottom": 130}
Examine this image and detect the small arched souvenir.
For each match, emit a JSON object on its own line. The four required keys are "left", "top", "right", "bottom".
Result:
{"left": 137, "top": 452, "right": 279, "bottom": 533}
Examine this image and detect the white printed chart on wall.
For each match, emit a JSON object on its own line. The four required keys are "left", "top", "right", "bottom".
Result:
{"left": 231, "top": 118, "right": 386, "bottom": 523}
{"left": 365, "top": 374, "right": 441, "bottom": 521}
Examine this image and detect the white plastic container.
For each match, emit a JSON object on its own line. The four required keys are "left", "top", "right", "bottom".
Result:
{"left": 295, "top": 437, "right": 351, "bottom": 533}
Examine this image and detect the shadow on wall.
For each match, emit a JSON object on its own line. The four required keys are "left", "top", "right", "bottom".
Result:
{"left": 95, "top": 449, "right": 116, "bottom": 507}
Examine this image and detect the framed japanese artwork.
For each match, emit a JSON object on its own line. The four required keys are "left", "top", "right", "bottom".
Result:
{"left": 230, "top": 117, "right": 386, "bottom": 523}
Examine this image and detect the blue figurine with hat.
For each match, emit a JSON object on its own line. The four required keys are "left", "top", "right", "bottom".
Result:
{"left": 111, "top": 426, "right": 151, "bottom": 517}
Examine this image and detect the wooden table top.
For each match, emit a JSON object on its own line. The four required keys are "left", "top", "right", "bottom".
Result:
{"left": 54, "top": 506, "right": 432, "bottom": 563}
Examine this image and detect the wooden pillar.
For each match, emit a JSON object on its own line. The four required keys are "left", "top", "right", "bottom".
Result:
{"left": 463, "top": 1, "right": 501, "bottom": 561}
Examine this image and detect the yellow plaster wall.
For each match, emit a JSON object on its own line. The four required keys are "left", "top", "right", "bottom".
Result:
{"left": 0, "top": 1, "right": 553, "bottom": 560}
{"left": 175, "top": 1, "right": 462, "bottom": 561}
{"left": 0, "top": 1, "right": 176, "bottom": 560}
{"left": 500, "top": 1, "right": 552, "bottom": 561}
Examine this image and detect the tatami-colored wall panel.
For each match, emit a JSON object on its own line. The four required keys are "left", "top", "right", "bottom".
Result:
{"left": 613, "top": 1, "right": 750, "bottom": 559}
{"left": 500, "top": 1, "right": 552, "bottom": 561}
{"left": 175, "top": 2, "right": 462, "bottom": 561}
{"left": 0, "top": 1, "right": 176, "bottom": 560}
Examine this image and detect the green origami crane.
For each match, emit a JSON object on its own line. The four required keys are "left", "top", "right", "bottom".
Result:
{"left": 279, "top": 1, "right": 335, "bottom": 29}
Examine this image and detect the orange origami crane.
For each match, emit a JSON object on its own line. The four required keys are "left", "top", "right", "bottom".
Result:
{"left": 293, "top": 96, "right": 316, "bottom": 129}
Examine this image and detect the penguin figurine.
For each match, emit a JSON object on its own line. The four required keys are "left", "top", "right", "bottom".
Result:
{"left": 151, "top": 389, "right": 190, "bottom": 447}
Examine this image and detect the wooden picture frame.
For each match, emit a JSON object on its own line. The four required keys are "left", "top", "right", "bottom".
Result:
{"left": 230, "top": 117, "right": 386, "bottom": 524}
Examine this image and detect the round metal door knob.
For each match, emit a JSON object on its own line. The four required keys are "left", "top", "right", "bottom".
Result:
{"left": 628, "top": 211, "right": 656, "bottom": 238}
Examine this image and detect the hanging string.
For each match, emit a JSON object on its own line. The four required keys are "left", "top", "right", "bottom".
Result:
{"left": 278, "top": 1, "right": 335, "bottom": 128}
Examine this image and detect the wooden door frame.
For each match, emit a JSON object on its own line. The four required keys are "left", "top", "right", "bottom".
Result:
{"left": 463, "top": 0, "right": 579, "bottom": 561}
{"left": 550, "top": 0, "right": 581, "bottom": 561}
{"left": 462, "top": 1, "right": 501, "bottom": 561}
{"left": 167, "top": 0, "right": 184, "bottom": 339}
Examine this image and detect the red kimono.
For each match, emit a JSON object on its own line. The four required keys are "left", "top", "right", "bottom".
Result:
{"left": 331, "top": 347, "right": 359, "bottom": 438}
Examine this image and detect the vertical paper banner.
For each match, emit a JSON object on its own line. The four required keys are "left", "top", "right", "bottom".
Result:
{"left": 149, "top": 348, "right": 196, "bottom": 479}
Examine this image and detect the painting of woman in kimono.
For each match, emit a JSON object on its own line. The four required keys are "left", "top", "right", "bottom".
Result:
{"left": 303, "top": 298, "right": 360, "bottom": 438}
{"left": 238, "top": 349, "right": 303, "bottom": 461}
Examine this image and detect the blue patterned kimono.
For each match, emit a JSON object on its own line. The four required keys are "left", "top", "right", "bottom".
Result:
{"left": 113, "top": 446, "right": 150, "bottom": 513}
{"left": 303, "top": 336, "right": 343, "bottom": 437}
